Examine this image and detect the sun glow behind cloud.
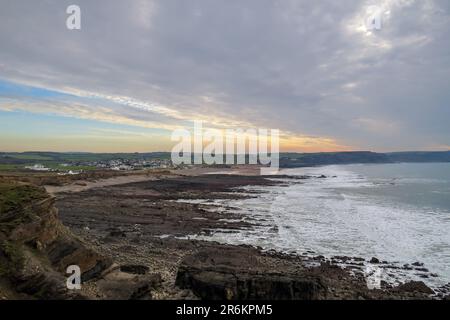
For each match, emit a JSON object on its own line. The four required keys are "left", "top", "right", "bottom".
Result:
{"left": 0, "top": 0, "right": 449, "bottom": 152}
{"left": 0, "top": 79, "right": 343, "bottom": 152}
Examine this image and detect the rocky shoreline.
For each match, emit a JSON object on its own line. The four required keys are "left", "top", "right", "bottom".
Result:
{"left": 1, "top": 171, "right": 449, "bottom": 299}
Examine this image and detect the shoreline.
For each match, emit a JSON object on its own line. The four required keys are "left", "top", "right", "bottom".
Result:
{"left": 1, "top": 167, "right": 448, "bottom": 299}
{"left": 52, "top": 169, "right": 449, "bottom": 299}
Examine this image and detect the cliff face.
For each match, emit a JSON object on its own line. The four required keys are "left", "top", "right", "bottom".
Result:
{"left": 0, "top": 183, "right": 113, "bottom": 299}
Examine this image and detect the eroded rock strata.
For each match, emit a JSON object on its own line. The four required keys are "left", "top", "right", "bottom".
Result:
{"left": 0, "top": 182, "right": 159, "bottom": 299}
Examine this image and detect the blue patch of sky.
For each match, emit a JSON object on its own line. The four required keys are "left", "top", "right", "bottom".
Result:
{"left": 0, "top": 110, "right": 168, "bottom": 137}
{"left": 0, "top": 78, "right": 74, "bottom": 99}
{"left": 0, "top": 78, "right": 173, "bottom": 136}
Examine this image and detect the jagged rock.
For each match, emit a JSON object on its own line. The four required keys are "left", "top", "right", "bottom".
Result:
{"left": 176, "top": 247, "right": 327, "bottom": 300}
{"left": 44, "top": 238, "right": 112, "bottom": 282}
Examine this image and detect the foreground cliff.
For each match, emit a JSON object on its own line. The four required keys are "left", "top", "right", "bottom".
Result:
{"left": 0, "top": 182, "right": 160, "bottom": 299}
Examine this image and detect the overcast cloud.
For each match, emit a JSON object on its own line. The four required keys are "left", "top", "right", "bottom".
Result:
{"left": 0, "top": 0, "right": 449, "bottom": 151}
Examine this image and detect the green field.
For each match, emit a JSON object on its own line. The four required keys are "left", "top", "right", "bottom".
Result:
{"left": 1, "top": 151, "right": 171, "bottom": 163}
{"left": 0, "top": 151, "right": 172, "bottom": 172}
{"left": 0, "top": 164, "right": 24, "bottom": 171}
{"left": 7, "top": 154, "right": 53, "bottom": 161}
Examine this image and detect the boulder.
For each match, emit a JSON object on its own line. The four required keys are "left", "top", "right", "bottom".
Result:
{"left": 370, "top": 257, "right": 380, "bottom": 264}
{"left": 394, "top": 281, "right": 434, "bottom": 295}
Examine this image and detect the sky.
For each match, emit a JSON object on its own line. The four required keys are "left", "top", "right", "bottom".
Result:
{"left": 0, "top": 0, "right": 449, "bottom": 153}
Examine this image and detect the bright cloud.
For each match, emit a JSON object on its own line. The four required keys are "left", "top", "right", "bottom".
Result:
{"left": 0, "top": 0, "right": 449, "bottom": 152}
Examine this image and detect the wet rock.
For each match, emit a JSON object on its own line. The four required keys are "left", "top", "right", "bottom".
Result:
{"left": 369, "top": 257, "right": 380, "bottom": 264}
{"left": 380, "top": 280, "right": 391, "bottom": 289}
{"left": 333, "top": 256, "right": 351, "bottom": 262}
{"left": 394, "top": 281, "right": 434, "bottom": 295}
{"left": 403, "top": 264, "right": 413, "bottom": 270}
{"left": 412, "top": 262, "right": 424, "bottom": 267}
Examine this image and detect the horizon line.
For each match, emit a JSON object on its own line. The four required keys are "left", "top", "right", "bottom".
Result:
{"left": 1, "top": 150, "right": 449, "bottom": 155}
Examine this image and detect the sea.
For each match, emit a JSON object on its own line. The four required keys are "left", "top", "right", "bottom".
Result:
{"left": 185, "top": 162, "right": 450, "bottom": 288}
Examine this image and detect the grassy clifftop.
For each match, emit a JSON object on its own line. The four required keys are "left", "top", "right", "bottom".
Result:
{"left": 0, "top": 183, "right": 48, "bottom": 214}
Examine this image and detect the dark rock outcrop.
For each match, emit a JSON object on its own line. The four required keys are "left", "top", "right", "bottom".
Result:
{"left": 370, "top": 257, "right": 380, "bottom": 264}
{"left": 175, "top": 246, "right": 440, "bottom": 300}
{"left": 393, "top": 281, "right": 434, "bottom": 295}
{"left": 176, "top": 246, "right": 328, "bottom": 300}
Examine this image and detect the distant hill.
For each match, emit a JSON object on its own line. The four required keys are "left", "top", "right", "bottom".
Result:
{"left": 1, "top": 150, "right": 449, "bottom": 169}
{"left": 279, "top": 151, "right": 450, "bottom": 168}
{"left": 386, "top": 151, "right": 450, "bottom": 163}
{"left": 279, "top": 151, "right": 390, "bottom": 168}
